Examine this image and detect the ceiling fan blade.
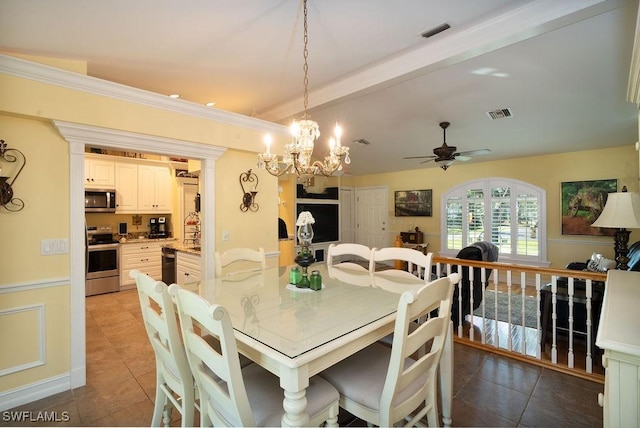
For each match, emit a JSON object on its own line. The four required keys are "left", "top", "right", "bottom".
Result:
{"left": 403, "top": 155, "right": 436, "bottom": 160}
{"left": 455, "top": 148, "right": 491, "bottom": 157}
{"left": 420, "top": 159, "right": 436, "bottom": 164}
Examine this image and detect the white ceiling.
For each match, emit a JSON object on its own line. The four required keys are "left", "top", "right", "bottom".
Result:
{"left": 1, "top": 0, "right": 638, "bottom": 175}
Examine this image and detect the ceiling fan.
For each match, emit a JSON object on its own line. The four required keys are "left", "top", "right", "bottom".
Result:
{"left": 403, "top": 121, "right": 491, "bottom": 170}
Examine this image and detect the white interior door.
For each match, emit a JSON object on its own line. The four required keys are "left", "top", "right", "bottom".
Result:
{"left": 355, "top": 187, "right": 389, "bottom": 249}
{"left": 339, "top": 187, "right": 354, "bottom": 242}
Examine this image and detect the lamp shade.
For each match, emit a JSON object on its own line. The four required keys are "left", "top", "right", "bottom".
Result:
{"left": 591, "top": 192, "right": 640, "bottom": 229}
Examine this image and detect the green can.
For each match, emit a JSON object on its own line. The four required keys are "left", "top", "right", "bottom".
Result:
{"left": 289, "top": 267, "right": 301, "bottom": 285}
{"left": 310, "top": 270, "right": 322, "bottom": 291}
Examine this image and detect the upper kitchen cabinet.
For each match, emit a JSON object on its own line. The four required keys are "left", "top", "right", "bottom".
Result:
{"left": 138, "top": 164, "right": 172, "bottom": 212}
{"left": 115, "top": 162, "right": 138, "bottom": 212}
{"left": 85, "top": 155, "right": 115, "bottom": 188}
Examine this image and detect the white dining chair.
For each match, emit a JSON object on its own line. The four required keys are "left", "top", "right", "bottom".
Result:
{"left": 168, "top": 284, "right": 340, "bottom": 427}
{"left": 327, "top": 243, "right": 375, "bottom": 271}
{"left": 214, "top": 247, "right": 267, "bottom": 277}
{"left": 319, "top": 273, "right": 459, "bottom": 427}
{"left": 371, "top": 247, "right": 433, "bottom": 281}
{"left": 130, "top": 270, "right": 195, "bottom": 427}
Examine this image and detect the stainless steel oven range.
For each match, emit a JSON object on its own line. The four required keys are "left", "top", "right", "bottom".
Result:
{"left": 86, "top": 225, "right": 120, "bottom": 296}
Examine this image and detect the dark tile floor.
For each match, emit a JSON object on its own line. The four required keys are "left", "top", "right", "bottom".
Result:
{"left": 1, "top": 288, "right": 604, "bottom": 427}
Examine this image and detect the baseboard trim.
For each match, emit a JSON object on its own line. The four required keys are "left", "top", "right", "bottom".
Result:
{"left": 0, "top": 372, "right": 70, "bottom": 412}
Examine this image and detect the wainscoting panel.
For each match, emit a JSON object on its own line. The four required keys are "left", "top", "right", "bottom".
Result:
{"left": 0, "top": 304, "right": 45, "bottom": 376}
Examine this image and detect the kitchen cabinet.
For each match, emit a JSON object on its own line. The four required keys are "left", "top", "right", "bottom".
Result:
{"left": 596, "top": 270, "right": 640, "bottom": 428}
{"left": 138, "top": 164, "right": 172, "bottom": 212}
{"left": 176, "top": 251, "right": 201, "bottom": 285}
{"left": 85, "top": 155, "right": 115, "bottom": 188}
{"left": 120, "top": 241, "right": 164, "bottom": 289}
{"left": 115, "top": 162, "right": 138, "bottom": 212}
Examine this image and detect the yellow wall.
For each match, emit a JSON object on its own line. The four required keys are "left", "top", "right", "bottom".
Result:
{"left": 214, "top": 149, "right": 278, "bottom": 255}
{"left": 0, "top": 57, "right": 279, "bottom": 398}
{"left": 351, "top": 145, "right": 639, "bottom": 268}
{"left": 0, "top": 114, "right": 70, "bottom": 281}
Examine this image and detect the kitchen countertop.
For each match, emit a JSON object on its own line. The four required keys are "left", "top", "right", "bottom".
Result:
{"left": 163, "top": 242, "right": 201, "bottom": 256}
{"left": 119, "top": 237, "right": 177, "bottom": 244}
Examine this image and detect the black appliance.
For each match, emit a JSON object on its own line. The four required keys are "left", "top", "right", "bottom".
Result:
{"left": 84, "top": 189, "right": 116, "bottom": 213}
{"left": 150, "top": 217, "right": 169, "bottom": 238}
{"left": 162, "top": 246, "right": 177, "bottom": 284}
{"left": 86, "top": 225, "right": 120, "bottom": 296}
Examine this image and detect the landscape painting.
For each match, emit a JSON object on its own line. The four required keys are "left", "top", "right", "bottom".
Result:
{"left": 395, "top": 189, "right": 432, "bottom": 217}
{"left": 561, "top": 179, "right": 617, "bottom": 236}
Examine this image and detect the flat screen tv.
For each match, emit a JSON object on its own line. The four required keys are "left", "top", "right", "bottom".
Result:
{"left": 295, "top": 202, "right": 339, "bottom": 244}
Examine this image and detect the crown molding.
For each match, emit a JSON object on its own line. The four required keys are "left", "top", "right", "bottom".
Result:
{"left": 0, "top": 53, "right": 289, "bottom": 136}
{"left": 53, "top": 120, "right": 227, "bottom": 160}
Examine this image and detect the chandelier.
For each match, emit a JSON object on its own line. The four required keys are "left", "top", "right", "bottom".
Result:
{"left": 257, "top": 0, "right": 350, "bottom": 184}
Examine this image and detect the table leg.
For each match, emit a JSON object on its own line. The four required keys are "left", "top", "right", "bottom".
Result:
{"left": 279, "top": 365, "right": 310, "bottom": 427}
{"left": 281, "top": 389, "right": 309, "bottom": 427}
{"left": 439, "top": 321, "right": 453, "bottom": 427}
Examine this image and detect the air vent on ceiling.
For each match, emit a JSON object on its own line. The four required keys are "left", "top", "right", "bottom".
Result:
{"left": 352, "top": 138, "right": 371, "bottom": 146}
{"left": 421, "top": 23, "right": 451, "bottom": 39}
{"left": 486, "top": 108, "right": 513, "bottom": 120}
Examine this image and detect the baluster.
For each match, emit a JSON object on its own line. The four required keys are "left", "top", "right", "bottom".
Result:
{"left": 468, "top": 265, "right": 475, "bottom": 341}
{"left": 507, "top": 270, "right": 513, "bottom": 351}
{"left": 521, "top": 271, "right": 527, "bottom": 355}
{"left": 480, "top": 267, "right": 487, "bottom": 345}
{"left": 551, "top": 275, "right": 558, "bottom": 364}
{"left": 535, "top": 274, "right": 542, "bottom": 359}
{"left": 568, "top": 277, "right": 575, "bottom": 368}
{"left": 585, "top": 278, "right": 593, "bottom": 373}
{"left": 493, "top": 270, "right": 500, "bottom": 348}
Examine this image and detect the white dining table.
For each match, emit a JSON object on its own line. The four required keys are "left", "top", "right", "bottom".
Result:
{"left": 184, "top": 263, "right": 453, "bottom": 427}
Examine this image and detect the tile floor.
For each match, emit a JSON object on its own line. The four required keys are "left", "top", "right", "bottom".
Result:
{"left": 1, "top": 288, "right": 604, "bottom": 427}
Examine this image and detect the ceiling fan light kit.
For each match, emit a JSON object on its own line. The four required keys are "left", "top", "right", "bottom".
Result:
{"left": 403, "top": 121, "right": 491, "bottom": 170}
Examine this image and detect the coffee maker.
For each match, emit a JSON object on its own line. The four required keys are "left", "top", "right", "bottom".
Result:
{"left": 150, "top": 217, "right": 169, "bottom": 238}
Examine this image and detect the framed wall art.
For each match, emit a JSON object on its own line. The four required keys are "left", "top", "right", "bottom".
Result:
{"left": 561, "top": 179, "right": 617, "bottom": 236}
{"left": 395, "top": 189, "right": 432, "bottom": 217}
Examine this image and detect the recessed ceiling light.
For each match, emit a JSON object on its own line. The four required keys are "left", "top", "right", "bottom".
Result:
{"left": 169, "top": 94, "right": 180, "bottom": 99}
{"left": 471, "top": 67, "right": 498, "bottom": 76}
{"left": 205, "top": 102, "right": 216, "bottom": 107}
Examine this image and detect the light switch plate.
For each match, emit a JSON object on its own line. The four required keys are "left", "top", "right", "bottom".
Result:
{"left": 40, "top": 239, "right": 69, "bottom": 255}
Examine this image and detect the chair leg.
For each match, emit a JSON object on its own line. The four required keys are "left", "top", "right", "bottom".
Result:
{"left": 325, "top": 403, "right": 339, "bottom": 428}
{"left": 151, "top": 372, "right": 167, "bottom": 427}
{"left": 425, "top": 381, "right": 439, "bottom": 428}
{"left": 180, "top": 386, "right": 195, "bottom": 427}
{"left": 162, "top": 406, "right": 172, "bottom": 428}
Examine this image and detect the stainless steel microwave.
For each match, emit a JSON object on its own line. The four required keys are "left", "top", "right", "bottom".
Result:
{"left": 85, "top": 189, "right": 116, "bottom": 212}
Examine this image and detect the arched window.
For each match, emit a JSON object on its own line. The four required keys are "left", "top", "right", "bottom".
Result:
{"left": 440, "top": 178, "right": 548, "bottom": 265}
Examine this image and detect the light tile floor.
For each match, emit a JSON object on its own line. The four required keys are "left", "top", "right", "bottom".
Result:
{"left": 1, "top": 288, "right": 604, "bottom": 427}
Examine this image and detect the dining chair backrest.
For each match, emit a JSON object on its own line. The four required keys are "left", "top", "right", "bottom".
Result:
{"left": 169, "top": 284, "right": 255, "bottom": 427}
{"left": 327, "top": 243, "right": 375, "bottom": 271}
{"left": 371, "top": 247, "right": 433, "bottom": 281}
{"left": 214, "top": 247, "right": 267, "bottom": 277}
{"left": 130, "top": 269, "right": 195, "bottom": 427}
{"left": 327, "top": 263, "right": 373, "bottom": 287}
{"left": 381, "top": 273, "right": 458, "bottom": 426}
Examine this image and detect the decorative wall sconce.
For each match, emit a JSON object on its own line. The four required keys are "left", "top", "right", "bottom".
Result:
{"left": 0, "top": 139, "right": 26, "bottom": 212}
{"left": 240, "top": 169, "right": 259, "bottom": 212}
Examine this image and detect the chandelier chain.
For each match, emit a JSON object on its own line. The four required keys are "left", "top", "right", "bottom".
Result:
{"left": 302, "top": 0, "right": 309, "bottom": 118}
{"left": 257, "top": 0, "right": 350, "bottom": 182}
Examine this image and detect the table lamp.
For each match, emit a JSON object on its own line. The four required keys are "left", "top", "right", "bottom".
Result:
{"left": 591, "top": 186, "right": 640, "bottom": 270}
